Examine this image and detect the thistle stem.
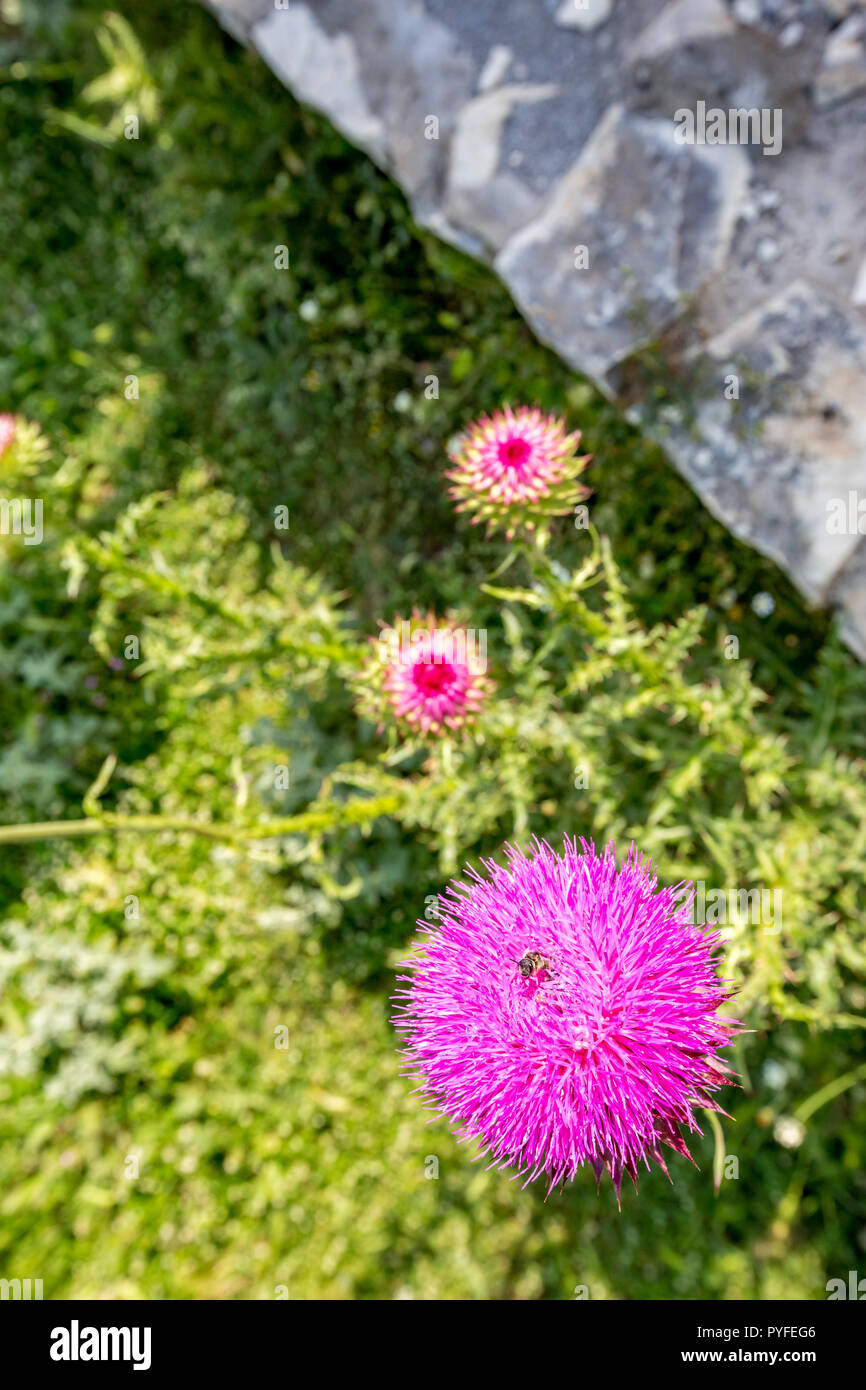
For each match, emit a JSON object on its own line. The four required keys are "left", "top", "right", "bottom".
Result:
{"left": 0, "top": 794, "right": 402, "bottom": 848}
{"left": 793, "top": 1060, "right": 866, "bottom": 1125}
{"left": 705, "top": 1109, "right": 726, "bottom": 1196}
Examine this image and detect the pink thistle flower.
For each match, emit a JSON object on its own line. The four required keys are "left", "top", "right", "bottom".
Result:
{"left": 356, "top": 609, "right": 492, "bottom": 738}
{"left": 446, "top": 405, "right": 591, "bottom": 539}
{"left": 394, "top": 838, "right": 738, "bottom": 1203}
{"left": 0, "top": 414, "right": 17, "bottom": 459}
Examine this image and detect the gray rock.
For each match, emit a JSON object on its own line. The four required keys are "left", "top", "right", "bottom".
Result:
{"left": 555, "top": 0, "right": 614, "bottom": 30}
{"left": 780, "top": 21, "right": 806, "bottom": 46}
{"left": 815, "top": 14, "right": 866, "bottom": 107}
{"left": 197, "top": 0, "right": 866, "bottom": 658}
{"left": 495, "top": 104, "right": 749, "bottom": 384}
{"left": 253, "top": 7, "right": 388, "bottom": 162}
{"left": 627, "top": 0, "right": 825, "bottom": 144}
{"left": 831, "top": 540, "right": 866, "bottom": 661}
{"left": 477, "top": 45, "right": 513, "bottom": 92}
{"left": 732, "top": 0, "right": 763, "bottom": 25}
{"left": 669, "top": 282, "right": 866, "bottom": 604}
{"left": 756, "top": 236, "right": 782, "bottom": 262}
{"left": 444, "top": 84, "right": 561, "bottom": 250}
{"left": 821, "top": 0, "right": 865, "bottom": 17}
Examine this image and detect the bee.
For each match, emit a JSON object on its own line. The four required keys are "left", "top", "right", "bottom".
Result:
{"left": 516, "top": 951, "right": 549, "bottom": 980}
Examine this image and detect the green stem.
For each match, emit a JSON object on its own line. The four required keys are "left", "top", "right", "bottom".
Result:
{"left": 78, "top": 538, "right": 361, "bottom": 666}
{"left": 521, "top": 532, "right": 709, "bottom": 723}
{"left": 705, "top": 1109, "right": 726, "bottom": 1197}
{"left": 793, "top": 1060, "right": 866, "bottom": 1126}
{"left": 0, "top": 794, "right": 403, "bottom": 848}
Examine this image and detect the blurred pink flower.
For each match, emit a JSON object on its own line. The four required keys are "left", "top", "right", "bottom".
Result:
{"left": 446, "top": 406, "right": 590, "bottom": 539}
{"left": 0, "top": 414, "right": 17, "bottom": 458}
{"left": 357, "top": 610, "right": 492, "bottom": 738}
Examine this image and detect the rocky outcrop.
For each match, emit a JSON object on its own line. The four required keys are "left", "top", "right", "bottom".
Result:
{"left": 200, "top": 0, "right": 866, "bottom": 656}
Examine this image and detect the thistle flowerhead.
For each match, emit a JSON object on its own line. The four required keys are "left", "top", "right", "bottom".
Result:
{"left": 446, "top": 406, "right": 591, "bottom": 540}
{"left": 395, "top": 838, "right": 738, "bottom": 1202}
{"left": 355, "top": 609, "right": 492, "bottom": 739}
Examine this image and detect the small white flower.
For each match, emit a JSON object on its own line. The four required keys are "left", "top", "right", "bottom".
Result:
{"left": 393, "top": 390, "right": 412, "bottom": 413}
{"left": 773, "top": 1115, "right": 805, "bottom": 1149}
{"left": 752, "top": 592, "right": 775, "bottom": 618}
{"left": 299, "top": 298, "right": 320, "bottom": 322}
{"left": 762, "top": 1059, "right": 787, "bottom": 1090}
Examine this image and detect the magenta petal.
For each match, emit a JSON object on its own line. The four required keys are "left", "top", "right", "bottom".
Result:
{"left": 394, "top": 837, "right": 739, "bottom": 1200}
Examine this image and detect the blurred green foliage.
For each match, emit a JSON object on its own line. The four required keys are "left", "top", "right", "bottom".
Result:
{"left": 0, "top": 0, "right": 864, "bottom": 1300}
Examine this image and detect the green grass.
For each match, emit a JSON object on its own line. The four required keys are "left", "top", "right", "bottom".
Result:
{"left": 0, "top": 0, "right": 863, "bottom": 1300}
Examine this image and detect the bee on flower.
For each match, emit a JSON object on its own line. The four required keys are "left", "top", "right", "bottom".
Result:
{"left": 446, "top": 405, "right": 591, "bottom": 540}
